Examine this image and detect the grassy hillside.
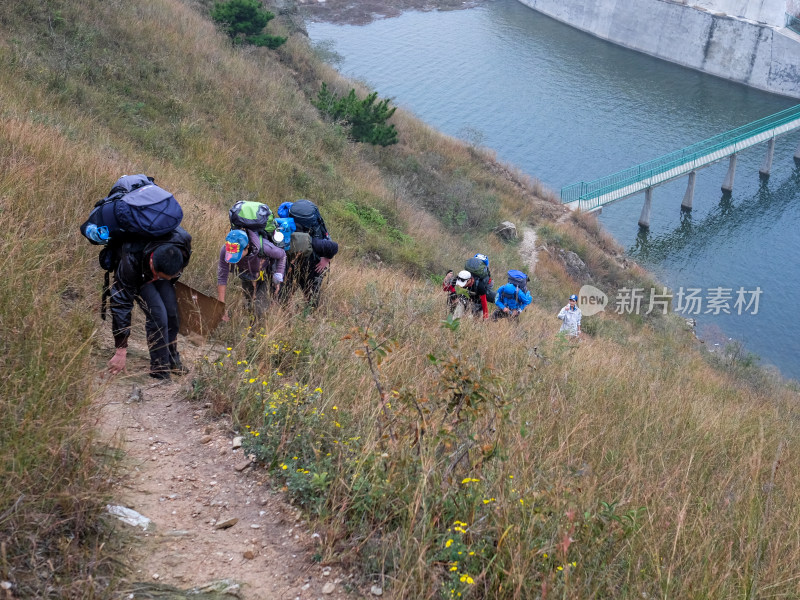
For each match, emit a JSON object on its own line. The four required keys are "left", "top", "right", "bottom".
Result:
{"left": 2, "top": 0, "right": 799, "bottom": 598}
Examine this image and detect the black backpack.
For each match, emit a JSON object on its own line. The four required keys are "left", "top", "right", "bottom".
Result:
{"left": 288, "top": 199, "right": 329, "bottom": 240}
{"left": 80, "top": 175, "right": 183, "bottom": 245}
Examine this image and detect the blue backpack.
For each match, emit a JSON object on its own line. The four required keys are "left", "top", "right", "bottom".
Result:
{"left": 273, "top": 217, "right": 296, "bottom": 250}
{"left": 80, "top": 175, "right": 183, "bottom": 245}
{"left": 499, "top": 270, "right": 529, "bottom": 304}
{"left": 277, "top": 202, "right": 294, "bottom": 218}
{"left": 507, "top": 269, "right": 528, "bottom": 289}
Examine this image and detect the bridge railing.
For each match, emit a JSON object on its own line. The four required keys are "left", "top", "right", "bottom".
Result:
{"left": 788, "top": 13, "right": 800, "bottom": 36}
{"left": 561, "top": 103, "right": 800, "bottom": 207}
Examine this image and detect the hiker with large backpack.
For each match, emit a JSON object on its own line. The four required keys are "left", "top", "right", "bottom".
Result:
{"left": 217, "top": 201, "right": 287, "bottom": 320}
{"left": 443, "top": 253, "right": 495, "bottom": 319}
{"left": 492, "top": 269, "right": 532, "bottom": 321}
{"left": 80, "top": 175, "right": 192, "bottom": 379}
{"left": 277, "top": 199, "right": 339, "bottom": 308}
{"left": 444, "top": 269, "right": 492, "bottom": 319}
{"left": 471, "top": 253, "right": 494, "bottom": 297}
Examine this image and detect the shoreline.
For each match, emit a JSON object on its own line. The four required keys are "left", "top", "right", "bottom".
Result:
{"left": 296, "top": 0, "right": 490, "bottom": 26}
{"left": 299, "top": 1, "right": 799, "bottom": 385}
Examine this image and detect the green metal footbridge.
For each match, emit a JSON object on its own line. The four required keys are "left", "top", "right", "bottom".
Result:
{"left": 560, "top": 103, "right": 800, "bottom": 227}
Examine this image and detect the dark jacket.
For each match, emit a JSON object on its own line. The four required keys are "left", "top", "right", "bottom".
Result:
{"left": 311, "top": 237, "right": 339, "bottom": 262}
{"left": 466, "top": 276, "right": 495, "bottom": 319}
{"left": 111, "top": 227, "right": 192, "bottom": 347}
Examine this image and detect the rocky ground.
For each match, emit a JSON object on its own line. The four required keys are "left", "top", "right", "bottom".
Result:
{"left": 96, "top": 336, "right": 375, "bottom": 600}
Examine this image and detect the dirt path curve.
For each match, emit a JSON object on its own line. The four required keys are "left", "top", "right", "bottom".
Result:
{"left": 518, "top": 228, "right": 538, "bottom": 274}
{"left": 96, "top": 338, "right": 369, "bottom": 600}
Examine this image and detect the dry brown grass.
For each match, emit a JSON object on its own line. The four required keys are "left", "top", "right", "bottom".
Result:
{"left": 2, "top": 0, "right": 799, "bottom": 597}
{"left": 201, "top": 261, "right": 800, "bottom": 598}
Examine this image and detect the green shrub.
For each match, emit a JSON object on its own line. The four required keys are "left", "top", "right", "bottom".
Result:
{"left": 211, "top": 0, "right": 286, "bottom": 48}
{"left": 313, "top": 83, "right": 398, "bottom": 146}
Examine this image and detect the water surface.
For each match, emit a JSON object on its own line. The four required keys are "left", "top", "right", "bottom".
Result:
{"left": 305, "top": 0, "right": 800, "bottom": 379}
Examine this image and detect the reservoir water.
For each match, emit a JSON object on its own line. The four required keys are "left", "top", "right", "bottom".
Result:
{"left": 304, "top": 0, "right": 800, "bottom": 380}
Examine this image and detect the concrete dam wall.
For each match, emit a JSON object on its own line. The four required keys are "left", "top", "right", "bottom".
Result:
{"left": 691, "top": 0, "right": 786, "bottom": 27}
{"left": 516, "top": 0, "right": 800, "bottom": 99}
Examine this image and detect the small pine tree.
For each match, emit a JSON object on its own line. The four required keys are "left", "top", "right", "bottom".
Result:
{"left": 211, "top": 0, "right": 286, "bottom": 48}
{"left": 313, "top": 83, "right": 398, "bottom": 147}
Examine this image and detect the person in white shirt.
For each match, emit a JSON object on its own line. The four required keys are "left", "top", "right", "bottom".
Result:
{"left": 557, "top": 294, "right": 582, "bottom": 337}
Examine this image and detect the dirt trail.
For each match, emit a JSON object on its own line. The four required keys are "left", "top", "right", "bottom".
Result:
{"left": 96, "top": 337, "right": 369, "bottom": 600}
{"left": 518, "top": 228, "right": 538, "bottom": 274}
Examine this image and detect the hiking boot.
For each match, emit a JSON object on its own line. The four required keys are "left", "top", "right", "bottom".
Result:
{"left": 149, "top": 369, "right": 171, "bottom": 381}
{"left": 170, "top": 361, "right": 189, "bottom": 376}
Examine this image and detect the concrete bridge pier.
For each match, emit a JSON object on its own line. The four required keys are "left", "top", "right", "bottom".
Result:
{"left": 681, "top": 171, "right": 696, "bottom": 211}
{"left": 759, "top": 137, "right": 775, "bottom": 176}
{"left": 639, "top": 187, "right": 653, "bottom": 228}
{"left": 795, "top": 137, "right": 800, "bottom": 162}
{"left": 722, "top": 153, "right": 737, "bottom": 193}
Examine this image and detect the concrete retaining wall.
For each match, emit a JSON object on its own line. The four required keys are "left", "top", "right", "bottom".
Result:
{"left": 691, "top": 0, "right": 786, "bottom": 27}
{"left": 517, "top": 0, "right": 800, "bottom": 98}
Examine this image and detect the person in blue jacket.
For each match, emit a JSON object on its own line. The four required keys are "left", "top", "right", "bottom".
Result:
{"left": 492, "top": 269, "right": 532, "bottom": 321}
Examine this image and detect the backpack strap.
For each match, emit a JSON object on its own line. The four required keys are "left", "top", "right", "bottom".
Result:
{"left": 499, "top": 285, "right": 519, "bottom": 305}
{"left": 100, "top": 270, "right": 111, "bottom": 321}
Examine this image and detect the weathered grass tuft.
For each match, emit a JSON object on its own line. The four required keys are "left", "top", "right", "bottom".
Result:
{"left": 197, "top": 263, "right": 800, "bottom": 598}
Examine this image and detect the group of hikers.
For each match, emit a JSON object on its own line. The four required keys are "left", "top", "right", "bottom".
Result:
{"left": 442, "top": 253, "right": 582, "bottom": 337}
{"left": 81, "top": 175, "right": 338, "bottom": 380}
{"left": 81, "top": 174, "right": 581, "bottom": 381}
{"left": 217, "top": 199, "right": 338, "bottom": 322}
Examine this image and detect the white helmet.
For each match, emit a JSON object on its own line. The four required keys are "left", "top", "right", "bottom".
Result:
{"left": 455, "top": 270, "right": 472, "bottom": 287}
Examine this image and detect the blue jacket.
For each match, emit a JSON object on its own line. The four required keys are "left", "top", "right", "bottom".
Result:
{"left": 494, "top": 283, "right": 532, "bottom": 312}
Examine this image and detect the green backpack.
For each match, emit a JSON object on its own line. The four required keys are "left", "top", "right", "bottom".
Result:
{"left": 288, "top": 231, "right": 313, "bottom": 260}
{"left": 465, "top": 256, "right": 489, "bottom": 279}
{"left": 229, "top": 201, "right": 276, "bottom": 235}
